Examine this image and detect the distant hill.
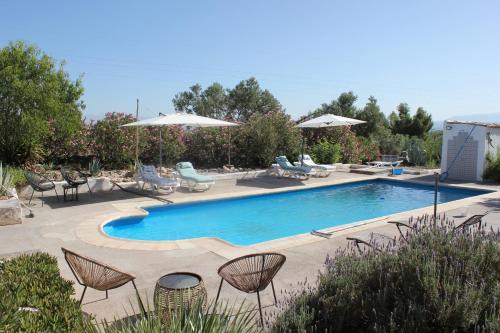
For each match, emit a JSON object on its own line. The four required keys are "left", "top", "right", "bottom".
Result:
{"left": 433, "top": 112, "right": 500, "bottom": 130}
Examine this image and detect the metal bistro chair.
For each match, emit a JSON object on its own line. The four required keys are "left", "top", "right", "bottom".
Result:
{"left": 61, "top": 166, "right": 91, "bottom": 201}
{"left": 61, "top": 248, "right": 146, "bottom": 314}
{"left": 215, "top": 253, "right": 286, "bottom": 326}
{"left": 24, "top": 170, "right": 59, "bottom": 206}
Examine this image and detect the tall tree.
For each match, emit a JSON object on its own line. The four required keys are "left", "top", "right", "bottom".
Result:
{"left": 409, "top": 107, "right": 433, "bottom": 137}
{"left": 0, "top": 41, "right": 84, "bottom": 164}
{"left": 355, "top": 96, "right": 388, "bottom": 137}
{"left": 302, "top": 91, "right": 359, "bottom": 122}
{"left": 201, "top": 83, "right": 228, "bottom": 119}
{"left": 172, "top": 78, "right": 282, "bottom": 121}
{"left": 390, "top": 103, "right": 433, "bottom": 138}
{"left": 227, "top": 77, "right": 282, "bottom": 121}
{"left": 172, "top": 84, "right": 204, "bottom": 115}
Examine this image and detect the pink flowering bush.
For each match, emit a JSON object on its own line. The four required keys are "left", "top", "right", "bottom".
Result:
{"left": 89, "top": 112, "right": 138, "bottom": 168}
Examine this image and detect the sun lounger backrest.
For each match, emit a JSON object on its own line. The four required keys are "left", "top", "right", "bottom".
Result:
{"left": 176, "top": 162, "right": 198, "bottom": 176}
{"left": 275, "top": 156, "right": 293, "bottom": 168}
{"left": 140, "top": 165, "right": 159, "bottom": 179}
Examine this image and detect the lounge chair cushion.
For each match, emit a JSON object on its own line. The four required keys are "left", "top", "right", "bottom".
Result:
{"left": 175, "top": 162, "right": 214, "bottom": 183}
{"left": 176, "top": 162, "right": 194, "bottom": 169}
{"left": 276, "top": 156, "right": 312, "bottom": 173}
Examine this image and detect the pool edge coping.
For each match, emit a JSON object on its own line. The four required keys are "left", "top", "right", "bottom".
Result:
{"left": 76, "top": 175, "right": 499, "bottom": 258}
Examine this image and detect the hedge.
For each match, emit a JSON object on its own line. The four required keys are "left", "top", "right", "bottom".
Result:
{"left": 0, "top": 252, "right": 92, "bottom": 333}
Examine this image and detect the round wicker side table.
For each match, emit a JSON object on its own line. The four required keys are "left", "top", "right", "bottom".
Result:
{"left": 154, "top": 272, "right": 207, "bottom": 321}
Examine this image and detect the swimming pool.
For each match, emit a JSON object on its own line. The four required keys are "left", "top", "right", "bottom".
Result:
{"left": 103, "top": 179, "right": 488, "bottom": 246}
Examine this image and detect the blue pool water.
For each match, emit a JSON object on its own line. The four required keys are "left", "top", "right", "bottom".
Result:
{"left": 103, "top": 180, "right": 488, "bottom": 245}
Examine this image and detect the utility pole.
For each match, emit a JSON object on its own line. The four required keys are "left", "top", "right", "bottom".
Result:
{"left": 135, "top": 99, "right": 139, "bottom": 170}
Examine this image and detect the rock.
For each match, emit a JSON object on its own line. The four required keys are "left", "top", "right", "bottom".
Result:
{"left": 0, "top": 189, "right": 22, "bottom": 226}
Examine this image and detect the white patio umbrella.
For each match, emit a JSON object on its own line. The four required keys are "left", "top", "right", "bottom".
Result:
{"left": 296, "top": 114, "right": 366, "bottom": 164}
{"left": 297, "top": 114, "right": 366, "bottom": 128}
{"left": 123, "top": 112, "right": 238, "bottom": 173}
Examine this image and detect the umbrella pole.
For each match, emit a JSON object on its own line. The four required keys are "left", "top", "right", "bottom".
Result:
{"left": 228, "top": 130, "right": 232, "bottom": 166}
{"left": 159, "top": 127, "right": 163, "bottom": 176}
{"left": 134, "top": 99, "right": 139, "bottom": 169}
{"left": 301, "top": 129, "right": 305, "bottom": 166}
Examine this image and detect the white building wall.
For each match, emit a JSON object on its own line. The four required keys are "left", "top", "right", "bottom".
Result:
{"left": 441, "top": 122, "right": 486, "bottom": 181}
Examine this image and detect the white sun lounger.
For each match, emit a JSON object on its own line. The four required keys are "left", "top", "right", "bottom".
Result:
{"left": 294, "top": 154, "right": 335, "bottom": 177}
{"left": 275, "top": 156, "right": 313, "bottom": 179}
{"left": 366, "top": 160, "right": 403, "bottom": 168}
{"left": 138, "top": 164, "right": 179, "bottom": 192}
{"left": 175, "top": 162, "right": 215, "bottom": 191}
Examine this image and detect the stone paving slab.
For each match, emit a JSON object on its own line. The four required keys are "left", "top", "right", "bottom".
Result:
{"left": 1, "top": 171, "right": 499, "bottom": 322}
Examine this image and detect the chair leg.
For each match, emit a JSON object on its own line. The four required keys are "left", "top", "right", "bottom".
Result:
{"left": 87, "top": 182, "right": 92, "bottom": 194}
{"left": 105, "top": 290, "right": 108, "bottom": 299}
{"left": 271, "top": 280, "right": 277, "bottom": 305}
{"left": 132, "top": 280, "right": 147, "bottom": 317}
{"left": 54, "top": 188, "right": 60, "bottom": 201}
{"left": 79, "top": 286, "right": 87, "bottom": 305}
{"left": 256, "top": 290, "right": 264, "bottom": 326}
{"left": 41, "top": 191, "right": 44, "bottom": 207}
{"left": 215, "top": 278, "right": 224, "bottom": 304}
{"left": 28, "top": 189, "right": 34, "bottom": 206}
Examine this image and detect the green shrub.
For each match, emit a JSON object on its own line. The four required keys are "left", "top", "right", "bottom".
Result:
{"left": 357, "top": 137, "right": 379, "bottom": 163}
{"left": 483, "top": 148, "right": 500, "bottom": 183}
{"left": 5, "top": 166, "right": 26, "bottom": 188}
{"left": 423, "top": 131, "right": 442, "bottom": 166}
{"left": 310, "top": 139, "right": 341, "bottom": 164}
{"left": 372, "top": 129, "right": 409, "bottom": 155}
{"left": 0, "top": 252, "right": 92, "bottom": 332}
{"left": 407, "top": 136, "right": 427, "bottom": 166}
{"left": 271, "top": 217, "right": 500, "bottom": 332}
{"left": 233, "top": 111, "right": 301, "bottom": 168}
{"left": 98, "top": 300, "right": 259, "bottom": 333}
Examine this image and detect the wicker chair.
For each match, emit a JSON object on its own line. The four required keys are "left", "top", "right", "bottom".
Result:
{"left": 215, "top": 253, "right": 286, "bottom": 326}
{"left": 61, "top": 248, "right": 145, "bottom": 314}
{"left": 24, "top": 171, "right": 59, "bottom": 206}
{"left": 61, "top": 166, "right": 91, "bottom": 200}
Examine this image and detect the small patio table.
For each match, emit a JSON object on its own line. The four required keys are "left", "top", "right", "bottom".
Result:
{"left": 154, "top": 272, "right": 206, "bottom": 321}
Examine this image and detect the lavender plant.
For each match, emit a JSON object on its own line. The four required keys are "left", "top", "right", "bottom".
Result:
{"left": 270, "top": 214, "right": 500, "bottom": 332}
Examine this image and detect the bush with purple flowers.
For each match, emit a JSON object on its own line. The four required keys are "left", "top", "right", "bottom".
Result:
{"left": 270, "top": 215, "right": 500, "bottom": 332}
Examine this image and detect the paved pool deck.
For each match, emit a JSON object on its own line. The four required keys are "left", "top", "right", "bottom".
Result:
{"left": 1, "top": 170, "right": 499, "bottom": 322}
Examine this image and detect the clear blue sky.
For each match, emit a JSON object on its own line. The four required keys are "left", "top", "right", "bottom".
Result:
{"left": 1, "top": 1, "right": 499, "bottom": 122}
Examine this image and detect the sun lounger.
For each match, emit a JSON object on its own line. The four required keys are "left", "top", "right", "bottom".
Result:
{"left": 175, "top": 162, "right": 215, "bottom": 191}
{"left": 138, "top": 164, "right": 178, "bottom": 192}
{"left": 346, "top": 232, "right": 397, "bottom": 253}
{"left": 388, "top": 212, "right": 488, "bottom": 240}
{"left": 294, "top": 154, "right": 335, "bottom": 177}
{"left": 453, "top": 212, "right": 488, "bottom": 232}
{"left": 366, "top": 160, "right": 403, "bottom": 168}
{"left": 275, "top": 156, "right": 313, "bottom": 179}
